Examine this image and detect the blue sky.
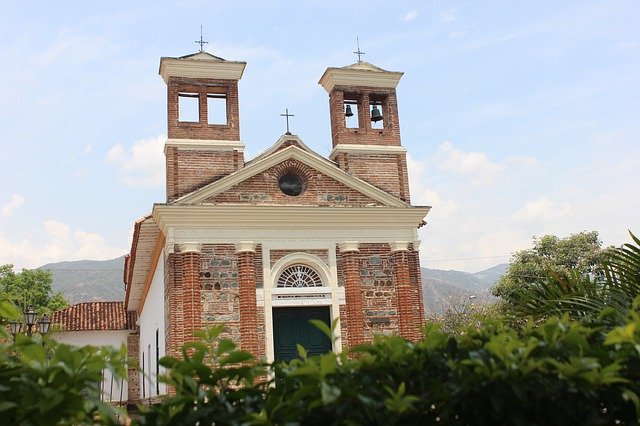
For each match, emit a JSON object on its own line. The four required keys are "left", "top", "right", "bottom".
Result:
{"left": 0, "top": 1, "right": 638, "bottom": 272}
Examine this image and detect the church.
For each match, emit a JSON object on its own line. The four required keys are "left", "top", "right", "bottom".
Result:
{"left": 56, "top": 46, "right": 430, "bottom": 403}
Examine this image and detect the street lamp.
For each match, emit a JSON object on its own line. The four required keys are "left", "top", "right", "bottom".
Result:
{"left": 8, "top": 305, "right": 52, "bottom": 340}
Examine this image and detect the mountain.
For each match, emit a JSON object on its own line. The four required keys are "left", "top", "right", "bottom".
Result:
{"left": 39, "top": 257, "right": 126, "bottom": 304}
{"left": 40, "top": 257, "right": 508, "bottom": 315}
{"left": 421, "top": 263, "right": 508, "bottom": 316}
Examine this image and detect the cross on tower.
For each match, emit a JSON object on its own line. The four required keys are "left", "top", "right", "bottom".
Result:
{"left": 280, "top": 108, "right": 295, "bottom": 135}
{"left": 353, "top": 37, "right": 365, "bottom": 63}
{"left": 195, "top": 26, "right": 209, "bottom": 52}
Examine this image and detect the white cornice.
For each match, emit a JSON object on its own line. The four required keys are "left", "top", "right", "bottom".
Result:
{"left": 318, "top": 66, "right": 403, "bottom": 93}
{"left": 164, "top": 139, "right": 245, "bottom": 153}
{"left": 338, "top": 241, "right": 360, "bottom": 252}
{"left": 235, "top": 241, "right": 257, "bottom": 253}
{"left": 329, "top": 144, "right": 407, "bottom": 158}
{"left": 175, "top": 144, "right": 407, "bottom": 207}
{"left": 153, "top": 205, "right": 430, "bottom": 233}
{"left": 159, "top": 57, "right": 246, "bottom": 84}
{"left": 178, "top": 242, "right": 202, "bottom": 253}
{"left": 389, "top": 241, "right": 409, "bottom": 252}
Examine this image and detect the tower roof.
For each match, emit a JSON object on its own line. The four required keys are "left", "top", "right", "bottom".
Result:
{"left": 159, "top": 51, "right": 246, "bottom": 83}
{"left": 318, "top": 61, "right": 403, "bottom": 93}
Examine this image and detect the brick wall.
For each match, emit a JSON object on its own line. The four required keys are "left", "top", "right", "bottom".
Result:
{"left": 208, "top": 159, "right": 382, "bottom": 206}
{"left": 336, "top": 243, "right": 400, "bottom": 344}
{"left": 199, "top": 244, "right": 241, "bottom": 342}
{"left": 167, "top": 77, "right": 240, "bottom": 141}
{"left": 127, "top": 332, "right": 140, "bottom": 402}
{"left": 166, "top": 147, "right": 243, "bottom": 201}
{"left": 332, "top": 152, "right": 410, "bottom": 202}
{"left": 270, "top": 249, "right": 329, "bottom": 268}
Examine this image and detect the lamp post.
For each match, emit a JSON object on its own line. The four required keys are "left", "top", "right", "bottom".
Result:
{"left": 8, "top": 305, "right": 51, "bottom": 340}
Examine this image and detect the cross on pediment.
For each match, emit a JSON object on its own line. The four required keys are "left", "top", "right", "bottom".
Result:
{"left": 280, "top": 108, "right": 295, "bottom": 135}
{"left": 353, "top": 37, "right": 365, "bottom": 63}
{"left": 195, "top": 25, "right": 209, "bottom": 52}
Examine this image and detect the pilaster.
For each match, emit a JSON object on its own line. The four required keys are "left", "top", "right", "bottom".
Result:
{"left": 339, "top": 242, "right": 365, "bottom": 348}
{"left": 236, "top": 242, "right": 260, "bottom": 357}
{"left": 391, "top": 242, "right": 421, "bottom": 341}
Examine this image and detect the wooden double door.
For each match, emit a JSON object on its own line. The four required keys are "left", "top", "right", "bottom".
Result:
{"left": 272, "top": 306, "right": 332, "bottom": 362}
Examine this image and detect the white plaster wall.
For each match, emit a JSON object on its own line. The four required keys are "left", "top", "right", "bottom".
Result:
{"left": 138, "top": 250, "right": 166, "bottom": 398}
{"left": 53, "top": 330, "right": 129, "bottom": 402}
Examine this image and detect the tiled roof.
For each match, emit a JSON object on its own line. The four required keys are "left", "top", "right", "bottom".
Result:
{"left": 51, "top": 301, "right": 137, "bottom": 331}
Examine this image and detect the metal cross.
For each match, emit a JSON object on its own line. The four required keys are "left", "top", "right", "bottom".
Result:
{"left": 353, "top": 37, "right": 365, "bottom": 62}
{"left": 195, "top": 26, "right": 209, "bottom": 52}
{"left": 280, "top": 108, "right": 295, "bottom": 135}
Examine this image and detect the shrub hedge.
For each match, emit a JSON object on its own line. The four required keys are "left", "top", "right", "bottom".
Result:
{"left": 137, "top": 310, "right": 640, "bottom": 425}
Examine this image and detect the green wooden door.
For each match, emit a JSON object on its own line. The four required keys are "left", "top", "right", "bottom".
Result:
{"left": 272, "top": 306, "right": 332, "bottom": 362}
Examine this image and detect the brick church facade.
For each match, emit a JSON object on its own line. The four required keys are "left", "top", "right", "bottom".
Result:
{"left": 122, "top": 49, "right": 430, "bottom": 400}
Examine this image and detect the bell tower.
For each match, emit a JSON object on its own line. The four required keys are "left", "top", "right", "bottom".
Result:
{"left": 319, "top": 61, "right": 411, "bottom": 203}
{"left": 159, "top": 52, "right": 247, "bottom": 202}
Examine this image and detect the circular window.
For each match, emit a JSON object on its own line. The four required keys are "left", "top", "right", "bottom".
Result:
{"left": 278, "top": 173, "right": 304, "bottom": 196}
{"left": 277, "top": 265, "right": 322, "bottom": 288}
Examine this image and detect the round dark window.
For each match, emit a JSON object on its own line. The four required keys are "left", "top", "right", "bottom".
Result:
{"left": 279, "top": 173, "right": 304, "bottom": 196}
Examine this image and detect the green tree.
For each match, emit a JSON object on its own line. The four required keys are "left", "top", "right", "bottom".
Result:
{"left": 0, "top": 264, "right": 69, "bottom": 315}
{"left": 506, "top": 231, "right": 640, "bottom": 326}
{"left": 492, "top": 231, "right": 610, "bottom": 305}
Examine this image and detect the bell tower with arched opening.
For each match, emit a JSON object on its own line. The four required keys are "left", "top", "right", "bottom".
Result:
{"left": 319, "top": 61, "right": 411, "bottom": 203}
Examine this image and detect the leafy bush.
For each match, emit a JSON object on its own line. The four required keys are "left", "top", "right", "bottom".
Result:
{"left": 0, "top": 297, "right": 127, "bottom": 425}
{"left": 137, "top": 312, "right": 640, "bottom": 425}
{"left": 506, "top": 231, "right": 640, "bottom": 327}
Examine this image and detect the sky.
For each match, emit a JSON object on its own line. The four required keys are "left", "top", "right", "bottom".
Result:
{"left": 0, "top": 1, "right": 638, "bottom": 273}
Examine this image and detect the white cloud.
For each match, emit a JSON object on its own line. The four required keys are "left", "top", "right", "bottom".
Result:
{"left": 512, "top": 197, "right": 573, "bottom": 222}
{"left": 505, "top": 156, "right": 539, "bottom": 167}
{"left": 433, "top": 141, "right": 505, "bottom": 185}
{"left": 0, "top": 220, "right": 126, "bottom": 270}
{"left": 402, "top": 11, "right": 419, "bottom": 21}
{"left": 407, "top": 154, "right": 457, "bottom": 213}
{"left": 106, "top": 135, "right": 166, "bottom": 187}
{"left": 439, "top": 8, "right": 457, "bottom": 23}
{"left": 1, "top": 194, "right": 26, "bottom": 217}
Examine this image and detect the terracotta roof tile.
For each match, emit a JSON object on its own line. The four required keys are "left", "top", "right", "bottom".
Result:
{"left": 51, "top": 301, "right": 137, "bottom": 331}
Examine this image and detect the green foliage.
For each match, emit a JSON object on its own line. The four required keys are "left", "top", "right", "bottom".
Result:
{"left": 428, "top": 299, "right": 505, "bottom": 336}
{"left": 136, "top": 326, "right": 268, "bottom": 425}
{"left": 492, "top": 231, "right": 609, "bottom": 304}
{"left": 136, "top": 313, "right": 640, "bottom": 425}
{"left": 503, "top": 232, "right": 640, "bottom": 326}
{"left": 0, "top": 291, "right": 127, "bottom": 424}
{"left": 0, "top": 264, "right": 69, "bottom": 315}
{"left": 0, "top": 334, "right": 127, "bottom": 424}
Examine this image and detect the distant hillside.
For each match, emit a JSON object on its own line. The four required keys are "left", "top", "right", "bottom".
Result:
{"left": 39, "top": 256, "right": 125, "bottom": 304}
{"left": 421, "top": 263, "right": 508, "bottom": 316}
{"left": 40, "top": 256, "right": 508, "bottom": 314}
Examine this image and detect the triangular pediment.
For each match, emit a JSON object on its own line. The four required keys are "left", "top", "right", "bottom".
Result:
{"left": 175, "top": 140, "right": 407, "bottom": 208}
{"left": 343, "top": 61, "right": 390, "bottom": 72}
{"left": 247, "top": 134, "right": 318, "bottom": 165}
{"left": 178, "top": 51, "right": 227, "bottom": 61}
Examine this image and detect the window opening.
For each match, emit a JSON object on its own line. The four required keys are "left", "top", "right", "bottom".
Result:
{"left": 147, "top": 344, "right": 152, "bottom": 397}
{"left": 178, "top": 92, "right": 199, "bottom": 122}
{"left": 370, "top": 101, "right": 384, "bottom": 129}
{"left": 155, "top": 328, "right": 160, "bottom": 395}
{"left": 277, "top": 264, "right": 323, "bottom": 288}
{"left": 207, "top": 94, "right": 227, "bottom": 125}
{"left": 344, "top": 100, "right": 359, "bottom": 128}
{"left": 141, "top": 352, "right": 146, "bottom": 398}
{"left": 278, "top": 173, "right": 304, "bottom": 196}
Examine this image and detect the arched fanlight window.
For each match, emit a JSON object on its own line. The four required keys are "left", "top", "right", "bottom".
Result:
{"left": 277, "top": 264, "right": 323, "bottom": 288}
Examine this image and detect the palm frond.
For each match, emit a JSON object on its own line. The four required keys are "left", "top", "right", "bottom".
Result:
{"left": 510, "top": 231, "right": 640, "bottom": 326}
